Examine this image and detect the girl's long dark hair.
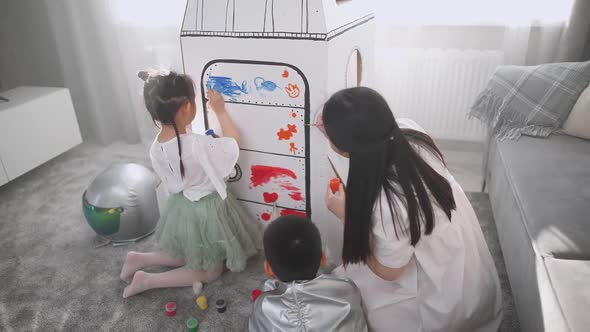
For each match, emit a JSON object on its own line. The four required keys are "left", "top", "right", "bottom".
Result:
{"left": 138, "top": 70, "right": 195, "bottom": 178}
{"left": 323, "top": 87, "right": 456, "bottom": 266}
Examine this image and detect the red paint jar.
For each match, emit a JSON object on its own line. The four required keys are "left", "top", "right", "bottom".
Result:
{"left": 329, "top": 178, "right": 340, "bottom": 193}
{"left": 252, "top": 289, "right": 262, "bottom": 302}
{"left": 165, "top": 302, "right": 177, "bottom": 317}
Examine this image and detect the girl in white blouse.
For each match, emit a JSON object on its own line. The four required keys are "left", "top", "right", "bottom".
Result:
{"left": 120, "top": 70, "right": 260, "bottom": 298}
{"left": 321, "top": 87, "right": 503, "bottom": 331}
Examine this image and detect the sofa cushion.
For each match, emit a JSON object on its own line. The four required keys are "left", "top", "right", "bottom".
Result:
{"left": 563, "top": 85, "right": 590, "bottom": 140}
{"left": 544, "top": 258, "right": 590, "bottom": 332}
{"left": 494, "top": 134, "right": 590, "bottom": 258}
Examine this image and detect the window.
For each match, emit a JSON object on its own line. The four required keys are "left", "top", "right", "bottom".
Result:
{"left": 345, "top": 49, "right": 362, "bottom": 87}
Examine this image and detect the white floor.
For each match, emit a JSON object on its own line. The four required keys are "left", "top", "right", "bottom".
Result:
{"left": 439, "top": 139, "right": 485, "bottom": 192}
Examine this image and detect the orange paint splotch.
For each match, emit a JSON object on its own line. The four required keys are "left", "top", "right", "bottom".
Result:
{"left": 289, "top": 142, "right": 298, "bottom": 153}
{"left": 276, "top": 124, "right": 298, "bottom": 141}
{"left": 277, "top": 128, "right": 293, "bottom": 140}
{"left": 285, "top": 83, "right": 300, "bottom": 98}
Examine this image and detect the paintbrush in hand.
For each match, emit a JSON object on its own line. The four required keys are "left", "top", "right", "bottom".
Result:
{"left": 327, "top": 155, "right": 346, "bottom": 191}
{"left": 270, "top": 202, "right": 280, "bottom": 221}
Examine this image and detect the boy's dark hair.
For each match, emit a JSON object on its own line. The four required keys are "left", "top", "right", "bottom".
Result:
{"left": 138, "top": 70, "right": 195, "bottom": 178}
{"left": 263, "top": 215, "right": 322, "bottom": 282}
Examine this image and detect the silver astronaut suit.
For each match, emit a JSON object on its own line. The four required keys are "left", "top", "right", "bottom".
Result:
{"left": 249, "top": 274, "right": 368, "bottom": 332}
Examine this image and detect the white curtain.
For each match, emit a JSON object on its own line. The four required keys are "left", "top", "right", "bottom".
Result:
{"left": 45, "top": 0, "right": 187, "bottom": 145}
{"left": 367, "top": 0, "right": 590, "bottom": 141}
{"left": 41, "top": 0, "right": 589, "bottom": 144}
{"left": 369, "top": 0, "right": 589, "bottom": 64}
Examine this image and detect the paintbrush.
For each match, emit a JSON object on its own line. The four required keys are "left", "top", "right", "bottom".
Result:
{"left": 327, "top": 155, "right": 346, "bottom": 191}
{"left": 270, "top": 201, "right": 279, "bottom": 221}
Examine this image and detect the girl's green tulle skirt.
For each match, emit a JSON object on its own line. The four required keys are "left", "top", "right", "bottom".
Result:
{"left": 155, "top": 192, "right": 261, "bottom": 272}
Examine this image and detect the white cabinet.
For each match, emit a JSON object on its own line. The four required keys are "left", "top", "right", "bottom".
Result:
{"left": 0, "top": 87, "right": 82, "bottom": 183}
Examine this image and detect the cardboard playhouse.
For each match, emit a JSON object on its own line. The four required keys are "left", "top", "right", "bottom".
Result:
{"left": 181, "top": 0, "right": 374, "bottom": 252}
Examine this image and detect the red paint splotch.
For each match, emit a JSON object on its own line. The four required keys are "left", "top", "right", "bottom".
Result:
{"left": 289, "top": 192, "right": 304, "bottom": 201}
{"left": 279, "top": 180, "right": 305, "bottom": 202}
{"left": 291, "top": 112, "right": 297, "bottom": 118}
{"left": 251, "top": 166, "right": 304, "bottom": 203}
{"left": 263, "top": 192, "right": 279, "bottom": 203}
{"left": 261, "top": 213, "right": 271, "bottom": 221}
{"left": 279, "top": 181, "right": 299, "bottom": 191}
{"left": 280, "top": 209, "right": 307, "bottom": 217}
{"left": 250, "top": 165, "right": 297, "bottom": 188}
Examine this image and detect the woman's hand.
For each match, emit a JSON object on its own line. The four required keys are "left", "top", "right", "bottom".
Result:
{"left": 325, "top": 182, "right": 345, "bottom": 222}
{"left": 207, "top": 89, "right": 225, "bottom": 113}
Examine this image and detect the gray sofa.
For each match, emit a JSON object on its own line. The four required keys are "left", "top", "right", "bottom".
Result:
{"left": 486, "top": 133, "right": 590, "bottom": 332}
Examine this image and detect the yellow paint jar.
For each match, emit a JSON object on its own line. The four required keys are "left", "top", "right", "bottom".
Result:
{"left": 196, "top": 295, "right": 208, "bottom": 310}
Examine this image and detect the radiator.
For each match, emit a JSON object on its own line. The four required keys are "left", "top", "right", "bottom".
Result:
{"left": 374, "top": 48, "right": 503, "bottom": 142}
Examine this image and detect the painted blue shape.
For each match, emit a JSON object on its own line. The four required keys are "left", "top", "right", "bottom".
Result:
{"left": 206, "top": 76, "right": 248, "bottom": 98}
{"left": 254, "top": 77, "right": 278, "bottom": 92}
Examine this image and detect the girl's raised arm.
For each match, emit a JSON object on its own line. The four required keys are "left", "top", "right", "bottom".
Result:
{"left": 207, "top": 89, "right": 241, "bottom": 145}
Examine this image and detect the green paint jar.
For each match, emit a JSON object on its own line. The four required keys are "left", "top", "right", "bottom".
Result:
{"left": 186, "top": 318, "right": 198, "bottom": 332}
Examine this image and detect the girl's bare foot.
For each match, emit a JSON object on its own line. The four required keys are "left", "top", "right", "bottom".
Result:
{"left": 123, "top": 271, "right": 151, "bottom": 298}
{"left": 120, "top": 252, "right": 144, "bottom": 282}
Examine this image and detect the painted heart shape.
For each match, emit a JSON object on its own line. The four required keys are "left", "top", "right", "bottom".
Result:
{"left": 263, "top": 192, "right": 279, "bottom": 203}
{"left": 282, "top": 70, "right": 289, "bottom": 78}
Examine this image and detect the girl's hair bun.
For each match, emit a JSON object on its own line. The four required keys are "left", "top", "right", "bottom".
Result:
{"left": 138, "top": 71, "right": 150, "bottom": 82}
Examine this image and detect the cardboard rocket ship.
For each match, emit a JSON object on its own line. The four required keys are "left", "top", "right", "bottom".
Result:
{"left": 181, "top": 0, "right": 374, "bottom": 234}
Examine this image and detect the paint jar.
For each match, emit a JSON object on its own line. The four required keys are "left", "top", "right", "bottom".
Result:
{"left": 165, "top": 302, "right": 176, "bottom": 317}
{"left": 186, "top": 318, "right": 199, "bottom": 332}
{"left": 251, "top": 288, "right": 262, "bottom": 302}
{"left": 329, "top": 178, "right": 340, "bottom": 193}
{"left": 215, "top": 299, "right": 227, "bottom": 313}
{"left": 196, "top": 295, "right": 208, "bottom": 310}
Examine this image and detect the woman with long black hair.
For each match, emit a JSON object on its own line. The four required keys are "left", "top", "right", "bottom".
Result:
{"left": 320, "top": 87, "right": 502, "bottom": 331}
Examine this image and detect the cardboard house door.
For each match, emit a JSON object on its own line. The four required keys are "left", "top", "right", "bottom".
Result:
{"left": 200, "top": 60, "right": 310, "bottom": 224}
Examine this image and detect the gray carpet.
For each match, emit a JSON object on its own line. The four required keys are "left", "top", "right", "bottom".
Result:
{"left": 0, "top": 143, "right": 520, "bottom": 331}
{"left": 469, "top": 192, "right": 520, "bottom": 332}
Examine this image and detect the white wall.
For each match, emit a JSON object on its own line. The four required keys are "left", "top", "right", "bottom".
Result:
{"left": 0, "top": 0, "right": 64, "bottom": 91}
{"left": 1, "top": 0, "right": 187, "bottom": 144}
